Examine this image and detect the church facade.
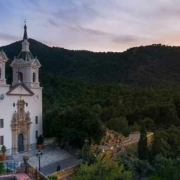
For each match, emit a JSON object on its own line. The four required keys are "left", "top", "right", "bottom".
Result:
{"left": 0, "top": 23, "right": 42, "bottom": 154}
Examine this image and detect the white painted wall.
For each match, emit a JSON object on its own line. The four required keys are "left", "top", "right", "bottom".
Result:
{"left": 0, "top": 86, "right": 42, "bottom": 154}
{"left": 12, "top": 65, "right": 40, "bottom": 88}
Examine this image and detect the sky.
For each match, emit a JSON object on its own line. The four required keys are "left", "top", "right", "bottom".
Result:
{"left": 1, "top": 0, "right": 180, "bottom": 52}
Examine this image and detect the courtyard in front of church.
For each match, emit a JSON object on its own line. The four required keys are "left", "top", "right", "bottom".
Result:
{"left": 8, "top": 139, "right": 80, "bottom": 176}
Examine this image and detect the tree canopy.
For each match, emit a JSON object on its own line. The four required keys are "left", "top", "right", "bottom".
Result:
{"left": 72, "top": 158, "right": 132, "bottom": 180}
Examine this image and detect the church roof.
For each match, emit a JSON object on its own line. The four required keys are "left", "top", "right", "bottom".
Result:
{"left": 17, "top": 51, "right": 34, "bottom": 61}
{"left": 10, "top": 57, "right": 41, "bottom": 68}
{"left": 0, "top": 50, "right": 8, "bottom": 62}
{"left": 6, "top": 82, "right": 34, "bottom": 96}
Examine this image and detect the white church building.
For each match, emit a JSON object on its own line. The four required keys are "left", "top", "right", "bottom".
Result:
{"left": 0, "top": 23, "right": 42, "bottom": 155}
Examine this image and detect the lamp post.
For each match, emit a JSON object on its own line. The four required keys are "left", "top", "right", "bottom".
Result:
{"left": 36, "top": 150, "right": 43, "bottom": 171}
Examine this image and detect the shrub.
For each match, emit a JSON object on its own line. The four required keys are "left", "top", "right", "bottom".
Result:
{"left": 37, "top": 135, "right": 44, "bottom": 145}
{"left": 1, "top": 145, "right": 6, "bottom": 154}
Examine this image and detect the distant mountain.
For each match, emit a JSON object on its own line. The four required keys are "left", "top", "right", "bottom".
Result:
{"left": 1, "top": 39, "right": 180, "bottom": 87}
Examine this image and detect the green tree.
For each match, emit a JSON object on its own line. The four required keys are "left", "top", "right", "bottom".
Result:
{"left": 130, "top": 122, "right": 140, "bottom": 132}
{"left": 49, "top": 106, "right": 106, "bottom": 149}
{"left": 65, "top": 106, "right": 106, "bottom": 145}
{"left": 91, "top": 104, "right": 102, "bottom": 114}
{"left": 107, "top": 116, "right": 130, "bottom": 137}
{"left": 77, "top": 143, "right": 97, "bottom": 165}
{"left": 167, "top": 125, "right": 180, "bottom": 158}
{"left": 72, "top": 158, "right": 132, "bottom": 180}
{"left": 151, "top": 130, "right": 170, "bottom": 158}
{"left": 138, "top": 123, "right": 148, "bottom": 160}
{"left": 0, "top": 162, "right": 4, "bottom": 174}
{"left": 48, "top": 176, "right": 58, "bottom": 180}
{"left": 100, "top": 106, "right": 116, "bottom": 122}
{"left": 143, "top": 117, "right": 155, "bottom": 131}
{"left": 120, "top": 155, "right": 152, "bottom": 179}
{"left": 150, "top": 156, "right": 180, "bottom": 180}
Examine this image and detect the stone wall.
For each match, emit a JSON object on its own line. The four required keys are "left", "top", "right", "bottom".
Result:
{"left": 49, "top": 165, "right": 78, "bottom": 180}
{"left": 123, "top": 132, "right": 154, "bottom": 149}
{"left": 147, "top": 132, "right": 154, "bottom": 146}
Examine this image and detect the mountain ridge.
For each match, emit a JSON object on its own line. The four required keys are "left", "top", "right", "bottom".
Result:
{"left": 1, "top": 39, "right": 180, "bottom": 87}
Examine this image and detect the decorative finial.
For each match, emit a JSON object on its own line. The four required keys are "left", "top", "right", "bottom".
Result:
{"left": 23, "top": 19, "right": 28, "bottom": 40}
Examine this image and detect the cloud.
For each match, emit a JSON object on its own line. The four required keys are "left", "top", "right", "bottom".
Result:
{"left": 48, "top": 18, "right": 60, "bottom": 27}
{"left": 113, "top": 36, "right": 139, "bottom": 44}
{"left": 64, "top": 23, "right": 138, "bottom": 44}
{"left": 75, "top": 25, "right": 110, "bottom": 36}
{"left": 53, "top": 0, "right": 104, "bottom": 26}
{"left": 0, "top": 33, "right": 19, "bottom": 42}
{"left": 61, "top": 22, "right": 108, "bottom": 36}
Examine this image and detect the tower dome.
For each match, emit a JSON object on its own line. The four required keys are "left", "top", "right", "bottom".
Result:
{"left": 17, "top": 22, "right": 34, "bottom": 61}
{"left": 10, "top": 22, "right": 41, "bottom": 88}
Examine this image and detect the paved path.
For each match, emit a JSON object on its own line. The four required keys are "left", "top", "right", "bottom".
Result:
{"left": 41, "top": 155, "right": 80, "bottom": 176}
{"left": 122, "top": 133, "right": 140, "bottom": 145}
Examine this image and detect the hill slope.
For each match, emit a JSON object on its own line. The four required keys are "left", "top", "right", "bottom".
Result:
{"left": 1, "top": 40, "right": 180, "bottom": 86}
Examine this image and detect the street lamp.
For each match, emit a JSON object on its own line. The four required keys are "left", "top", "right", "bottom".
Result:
{"left": 36, "top": 150, "right": 43, "bottom": 171}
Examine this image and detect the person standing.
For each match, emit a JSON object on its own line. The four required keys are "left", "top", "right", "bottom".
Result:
{"left": 57, "top": 164, "right": 61, "bottom": 171}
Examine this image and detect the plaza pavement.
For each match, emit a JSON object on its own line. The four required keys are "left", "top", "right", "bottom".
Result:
{"left": 10, "top": 140, "right": 80, "bottom": 176}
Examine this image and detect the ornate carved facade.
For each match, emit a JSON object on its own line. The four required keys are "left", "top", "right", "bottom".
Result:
{"left": 11, "top": 100, "right": 32, "bottom": 154}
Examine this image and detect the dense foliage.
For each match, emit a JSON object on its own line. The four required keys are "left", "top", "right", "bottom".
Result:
{"left": 121, "top": 150, "right": 180, "bottom": 180}
{"left": 41, "top": 72, "right": 180, "bottom": 135}
{"left": 72, "top": 158, "right": 132, "bottom": 180}
{"left": 45, "top": 105, "right": 105, "bottom": 149}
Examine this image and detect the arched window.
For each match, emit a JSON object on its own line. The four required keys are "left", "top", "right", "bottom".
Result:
{"left": 19, "top": 72, "right": 23, "bottom": 82}
{"left": 0, "top": 68, "right": 1, "bottom": 79}
{"left": 33, "top": 73, "right": 36, "bottom": 82}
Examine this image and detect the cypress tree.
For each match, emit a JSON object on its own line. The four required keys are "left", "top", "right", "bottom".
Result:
{"left": 138, "top": 123, "right": 148, "bottom": 160}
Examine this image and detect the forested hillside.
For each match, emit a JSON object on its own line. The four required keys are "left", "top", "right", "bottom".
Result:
{"left": 2, "top": 39, "right": 180, "bottom": 136}
{"left": 41, "top": 73, "right": 180, "bottom": 135}
{"left": 2, "top": 39, "right": 180, "bottom": 87}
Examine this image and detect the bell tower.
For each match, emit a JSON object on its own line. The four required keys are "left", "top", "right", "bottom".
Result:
{"left": 0, "top": 50, "right": 8, "bottom": 86}
{"left": 10, "top": 21, "right": 41, "bottom": 88}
